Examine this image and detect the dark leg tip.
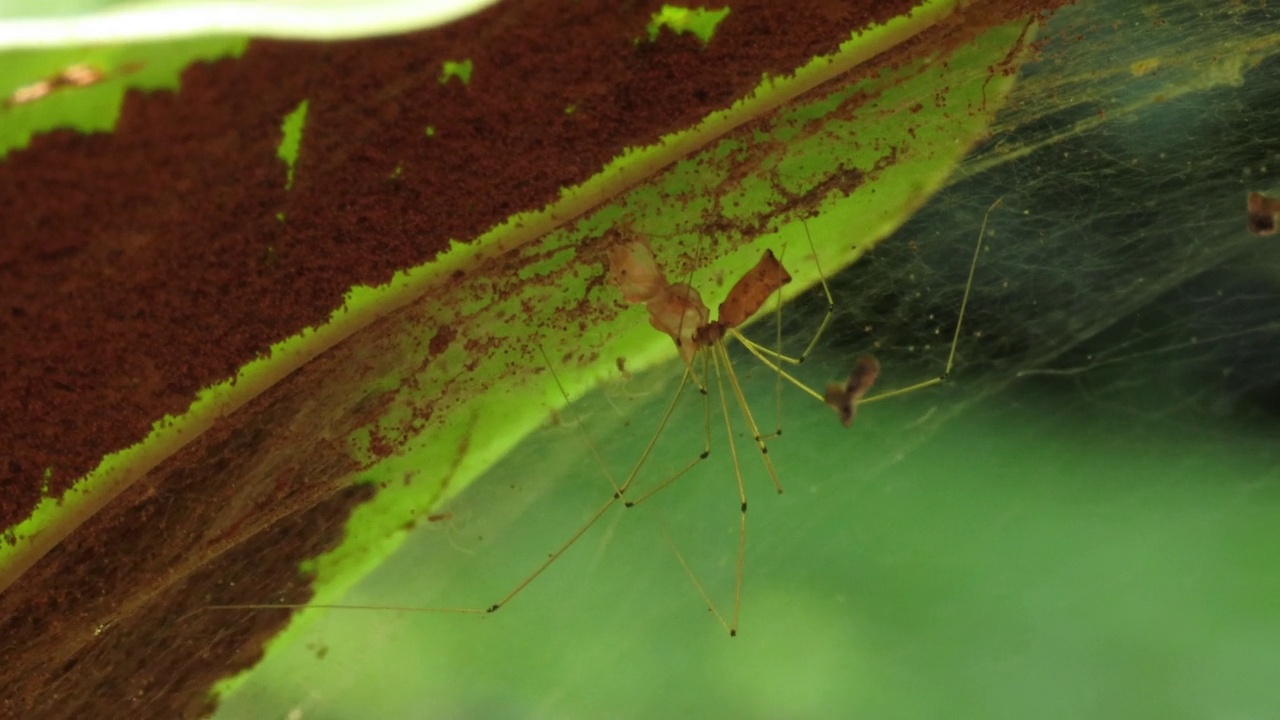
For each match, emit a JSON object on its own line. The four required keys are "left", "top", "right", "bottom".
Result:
{"left": 486, "top": 604, "right": 501, "bottom": 613}
{"left": 729, "top": 629, "right": 737, "bottom": 637}
{"left": 624, "top": 501, "right": 635, "bottom": 508}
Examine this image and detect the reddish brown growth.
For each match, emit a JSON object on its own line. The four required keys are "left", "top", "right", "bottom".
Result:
{"left": 825, "top": 355, "right": 881, "bottom": 427}
{"left": 1247, "top": 191, "right": 1279, "bottom": 236}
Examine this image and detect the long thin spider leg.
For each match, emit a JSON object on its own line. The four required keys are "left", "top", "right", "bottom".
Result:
{"left": 794, "top": 220, "right": 836, "bottom": 363}
{"left": 717, "top": 343, "right": 783, "bottom": 495}
{"left": 198, "top": 601, "right": 489, "bottom": 615}
{"left": 860, "top": 197, "right": 1001, "bottom": 406}
{"left": 712, "top": 344, "right": 747, "bottom": 635}
{"left": 736, "top": 220, "right": 836, "bottom": 368}
{"left": 652, "top": 514, "right": 735, "bottom": 636}
{"left": 940, "top": 198, "right": 999, "bottom": 376}
{"left": 621, "top": 343, "right": 746, "bottom": 634}
{"left": 540, "top": 345, "right": 622, "bottom": 495}
{"left": 732, "top": 329, "right": 825, "bottom": 404}
{"left": 625, "top": 359, "right": 712, "bottom": 508}
{"left": 488, "top": 342, "right": 722, "bottom": 613}
{"left": 614, "top": 364, "right": 699, "bottom": 498}
{"left": 483, "top": 491, "right": 625, "bottom": 612}
{"left": 770, "top": 240, "right": 785, "bottom": 440}
{"left": 204, "top": 486, "right": 629, "bottom": 616}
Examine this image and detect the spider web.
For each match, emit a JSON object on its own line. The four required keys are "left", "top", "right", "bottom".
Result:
{"left": 219, "top": 3, "right": 1280, "bottom": 719}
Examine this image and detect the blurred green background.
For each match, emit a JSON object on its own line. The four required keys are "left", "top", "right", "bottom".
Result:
{"left": 213, "top": 2, "right": 1280, "bottom": 718}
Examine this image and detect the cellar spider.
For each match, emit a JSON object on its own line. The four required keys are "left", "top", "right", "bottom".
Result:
{"left": 206, "top": 200, "right": 999, "bottom": 636}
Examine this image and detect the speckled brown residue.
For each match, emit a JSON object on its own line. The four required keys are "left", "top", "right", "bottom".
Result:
{"left": 429, "top": 325, "right": 457, "bottom": 357}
